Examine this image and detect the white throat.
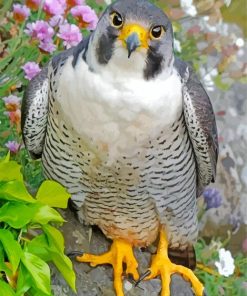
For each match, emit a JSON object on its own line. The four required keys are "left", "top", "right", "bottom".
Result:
{"left": 57, "top": 48, "right": 182, "bottom": 162}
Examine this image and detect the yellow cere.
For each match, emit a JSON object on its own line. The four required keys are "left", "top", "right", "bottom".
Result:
{"left": 118, "top": 23, "right": 149, "bottom": 49}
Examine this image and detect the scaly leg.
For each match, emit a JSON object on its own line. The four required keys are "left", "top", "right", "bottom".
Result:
{"left": 76, "top": 239, "right": 139, "bottom": 296}
{"left": 143, "top": 228, "right": 204, "bottom": 296}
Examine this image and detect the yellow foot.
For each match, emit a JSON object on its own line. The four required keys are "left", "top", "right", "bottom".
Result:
{"left": 144, "top": 229, "right": 204, "bottom": 296}
{"left": 76, "top": 239, "right": 139, "bottom": 296}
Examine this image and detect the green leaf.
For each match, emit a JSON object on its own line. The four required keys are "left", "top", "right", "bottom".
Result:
{"left": 43, "top": 225, "right": 76, "bottom": 291}
{"left": 213, "top": 75, "right": 231, "bottom": 91}
{"left": 31, "top": 204, "right": 64, "bottom": 225}
{"left": 42, "top": 225, "right": 64, "bottom": 253}
{"left": 0, "top": 229, "right": 22, "bottom": 273}
{"left": 50, "top": 251, "right": 76, "bottom": 292}
{"left": 0, "top": 244, "right": 12, "bottom": 276}
{"left": 0, "top": 180, "right": 35, "bottom": 203}
{"left": 26, "top": 234, "right": 51, "bottom": 262}
{"left": 1, "top": 152, "right": 10, "bottom": 163}
{"left": 0, "top": 161, "right": 23, "bottom": 182}
{"left": 0, "top": 279, "right": 16, "bottom": 296}
{"left": 21, "top": 252, "right": 51, "bottom": 295}
{"left": 36, "top": 180, "right": 70, "bottom": 209}
{"left": 16, "top": 264, "right": 33, "bottom": 296}
{"left": 0, "top": 202, "right": 37, "bottom": 228}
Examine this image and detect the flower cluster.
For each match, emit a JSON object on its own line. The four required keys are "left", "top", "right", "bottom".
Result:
{"left": 5, "top": 141, "right": 21, "bottom": 154}
{"left": 22, "top": 62, "right": 41, "bottom": 80}
{"left": 57, "top": 24, "right": 82, "bottom": 49}
{"left": 25, "top": 20, "right": 56, "bottom": 53}
{"left": 13, "top": 4, "right": 30, "bottom": 23}
{"left": 71, "top": 5, "right": 98, "bottom": 30}
{"left": 202, "top": 187, "right": 222, "bottom": 210}
{"left": 2, "top": 95, "right": 22, "bottom": 136}
{"left": 12, "top": 0, "right": 98, "bottom": 52}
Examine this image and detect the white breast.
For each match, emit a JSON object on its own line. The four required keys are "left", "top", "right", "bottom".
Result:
{"left": 57, "top": 54, "right": 183, "bottom": 163}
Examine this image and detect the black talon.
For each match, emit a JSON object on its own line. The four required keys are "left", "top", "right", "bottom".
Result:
{"left": 134, "top": 270, "right": 151, "bottom": 287}
{"left": 67, "top": 251, "right": 84, "bottom": 258}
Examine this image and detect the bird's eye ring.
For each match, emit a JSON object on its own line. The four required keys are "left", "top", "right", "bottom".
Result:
{"left": 150, "top": 26, "right": 165, "bottom": 39}
{"left": 110, "top": 11, "right": 123, "bottom": 28}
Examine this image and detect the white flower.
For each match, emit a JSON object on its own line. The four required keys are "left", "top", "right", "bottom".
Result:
{"left": 180, "top": 0, "right": 197, "bottom": 17}
{"left": 104, "top": 0, "right": 112, "bottom": 4}
{"left": 236, "top": 38, "right": 244, "bottom": 48}
{"left": 215, "top": 248, "right": 235, "bottom": 277}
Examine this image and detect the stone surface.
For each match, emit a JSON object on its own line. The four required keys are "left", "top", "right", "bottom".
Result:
{"left": 52, "top": 209, "right": 195, "bottom": 296}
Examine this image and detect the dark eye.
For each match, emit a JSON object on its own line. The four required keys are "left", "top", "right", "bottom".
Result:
{"left": 110, "top": 12, "right": 123, "bottom": 28}
{"left": 150, "top": 26, "right": 165, "bottom": 39}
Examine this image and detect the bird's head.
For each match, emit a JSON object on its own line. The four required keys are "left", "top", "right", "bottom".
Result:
{"left": 87, "top": 0, "right": 174, "bottom": 80}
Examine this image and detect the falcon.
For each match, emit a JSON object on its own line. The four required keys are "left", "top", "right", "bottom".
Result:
{"left": 22, "top": 0, "right": 218, "bottom": 295}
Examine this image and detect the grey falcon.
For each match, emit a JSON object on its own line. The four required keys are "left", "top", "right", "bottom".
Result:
{"left": 21, "top": 0, "right": 218, "bottom": 295}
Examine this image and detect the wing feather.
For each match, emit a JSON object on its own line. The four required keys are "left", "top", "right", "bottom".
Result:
{"left": 21, "top": 37, "right": 90, "bottom": 159}
{"left": 175, "top": 58, "right": 218, "bottom": 196}
{"left": 21, "top": 66, "right": 49, "bottom": 159}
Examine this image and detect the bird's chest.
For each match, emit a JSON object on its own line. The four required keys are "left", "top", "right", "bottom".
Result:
{"left": 55, "top": 57, "right": 183, "bottom": 164}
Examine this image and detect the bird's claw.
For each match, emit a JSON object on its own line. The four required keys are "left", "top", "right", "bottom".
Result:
{"left": 134, "top": 269, "right": 151, "bottom": 287}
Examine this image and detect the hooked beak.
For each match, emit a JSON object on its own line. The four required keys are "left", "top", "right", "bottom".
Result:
{"left": 118, "top": 24, "right": 149, "bottom": 58}
{"left": 126, "top": 33, "right": 140, "bottom": 58}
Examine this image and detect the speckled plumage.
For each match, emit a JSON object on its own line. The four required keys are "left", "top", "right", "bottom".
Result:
{"left": 22, "top": 0, "right": 218, "bottom": 253}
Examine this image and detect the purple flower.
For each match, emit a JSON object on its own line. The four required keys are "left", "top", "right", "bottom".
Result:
{"left": 70, "top": 5, "right": 98, "bottom": 30}
{"left": 5, "top": 141, "right": 21, "bottom": 154}
{"left": 25, "top": 20, "right": 54, "bottom": 42}
{"left": 43, "top": 0, "right": 67, "bottom": 16}
{"left": 57, "top": 23, "right": 82, "bottom": 48}
{"left": 22, "top": 62, "right": 41, "bottom": 80}
{"left": 39, "top": 40, "right": 56, "bottom": 53}
{"left": 3, "top": 95, "right": 21, "bottom": 111}
{"left": 49, "top": 15, "right": 66, "bottom": 27}
{"left": 202, "top": 187, "right": 222, "bottom": 210}
{"left": 13, "top": 4, "right": 30, "bottom": 22}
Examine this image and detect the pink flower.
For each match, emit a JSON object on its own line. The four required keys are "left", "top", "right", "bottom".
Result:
{"left": 13, "top": 4, "right": 30, "bottom": 23}
{"left": 3, "top": 95, "right": 21, "bottom": 111}
{"left": 70, "top": 5, "right": 98, "bottom": 30}
{"left": 39, "top": 40, "right": 56, "bottom": 53}
{"left": 5, "top": 141, "right": 21, "bottom": 154}
{"left": 4, "top": 110, "right": 21, "bottom": 125}
{"left": 57, "top": 23, "right": 82, "bottom": 48}
{"left": 25, "top": 20, "right": 54, "bottom": 42}
{"left": 43, "top": 0, "right": 67, "bottom": 16}
{"left": 22, "top": 62, "right": 41, "bottom": 80}
{"left": 49, "top": 15, "right": 66, "bottom": 27}
{"left": 25, "top": 0, "right": 41, "bottom": 10}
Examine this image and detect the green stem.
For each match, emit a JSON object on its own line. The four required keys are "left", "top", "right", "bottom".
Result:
{"left": 37, "top": 0, "right": 45, "bottom": 20}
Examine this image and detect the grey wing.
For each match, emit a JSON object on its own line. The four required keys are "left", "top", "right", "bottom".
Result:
{"left": 175, "top": 58, "right": 218, "bottom": 196}
{"left": 21, "top": 65, "right": 49, "bottom": 159}
{"left": 21, "top": 37, "right": 89, "bottom": 159}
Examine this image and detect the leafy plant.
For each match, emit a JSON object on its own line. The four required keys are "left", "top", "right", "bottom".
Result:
{"left": 0, "top": 153, "right": 75, "bottom": 295}
{"left": 195, "top": 238, "right": 247, "bottom": 296}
